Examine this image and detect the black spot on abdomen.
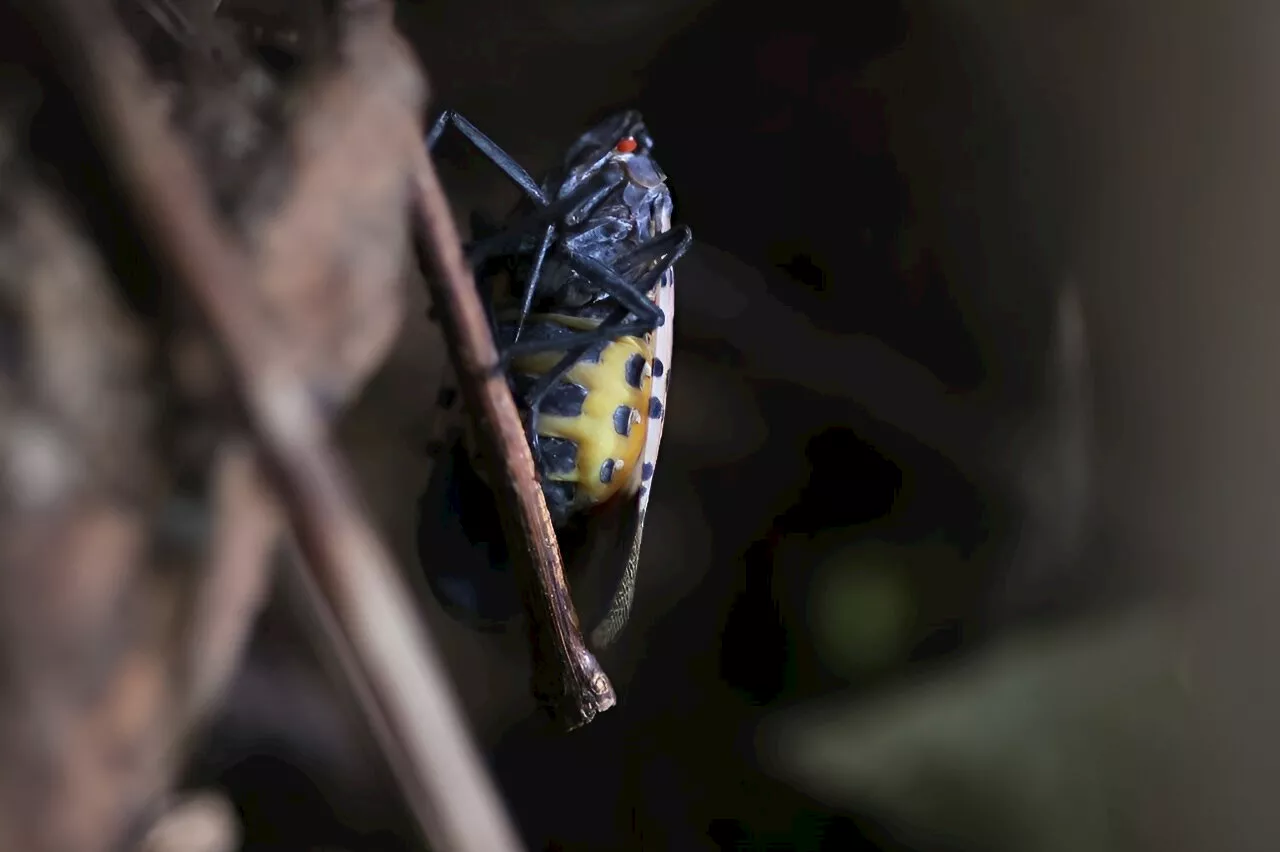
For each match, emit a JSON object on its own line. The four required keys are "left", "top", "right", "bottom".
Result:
{"left": 613, "top": 405, "right": 635, "bottom": 436}
{"left": 624, "top": 352, "right": 646, "bottom": 388}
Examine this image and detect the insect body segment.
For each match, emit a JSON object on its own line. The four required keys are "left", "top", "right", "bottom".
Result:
{"left": 502, "top": 313, "right": 654, "bottom": 526}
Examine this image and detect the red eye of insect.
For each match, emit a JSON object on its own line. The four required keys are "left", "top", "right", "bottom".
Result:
{"left": 615, "top": 136, "right": 638, "bottom": 154}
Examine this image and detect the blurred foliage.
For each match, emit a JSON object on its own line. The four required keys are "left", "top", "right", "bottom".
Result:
{"left": 807, "top": 541, "right": 928, "bottom": 679}
{"left": 760, "top": 610, "right": 1189, "bottom": 852}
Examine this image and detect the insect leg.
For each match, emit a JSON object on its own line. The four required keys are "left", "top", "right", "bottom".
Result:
{"left": 498, "top": 232, "right": 685, "bottom": 365}
{"left": 502, "top": 319, "right": 655, "bottom": 363}
{"left": 546, "top": 227, "right": 691, "bottom": 339}
{"left": 426, "top": 110, "right": 548, "bottom": 205}
{"left": 469, "top": 168, "right": 627, "bottom": 339}
{"left": 509, "top": 162, "right": 631, "bottom": 341}
{"left": 615, "top": 225, "right": 693, "bottom": 279}
{"left": 564, "top": 172, "right": 626, "bottom": 227}
{"left": 517, "top": 348, "right": 582, "bottom": 466}
{"left": 511, "top": 163, "right": 628, "bottom": 340}
{"left": 562, "top": 251, "right": 665, "bottom": 330}
{"left": 466, "top": 166, "right": 625, "bottom": 261}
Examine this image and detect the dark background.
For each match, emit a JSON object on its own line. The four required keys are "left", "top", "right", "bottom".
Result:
{"left": 183, "top": 1, "right": 1278, "bottom": 850}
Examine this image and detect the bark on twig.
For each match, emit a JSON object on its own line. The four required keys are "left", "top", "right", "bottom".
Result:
{"left": 29, "top": 1, "right": 525, "bottom": 849}
{"left": 410, "top": 146, "right": 617, "bottom": 729}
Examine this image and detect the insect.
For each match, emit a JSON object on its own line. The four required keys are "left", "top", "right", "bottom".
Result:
{"left": 416, "top": 109, "right": 691, "bottom": 649}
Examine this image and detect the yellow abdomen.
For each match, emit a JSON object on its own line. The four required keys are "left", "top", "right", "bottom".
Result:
{"left": 509, "top": 313, "right": 654, "bottom": 514}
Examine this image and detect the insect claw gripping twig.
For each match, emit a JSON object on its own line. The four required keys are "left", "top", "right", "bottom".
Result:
{"left": 410, "top": 142, "right": 618, "bottom": 730}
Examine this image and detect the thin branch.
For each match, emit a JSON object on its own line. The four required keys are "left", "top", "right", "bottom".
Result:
{"left": 409, "top": 144, "right": 617, "bottom": 730}
{"left": 32, "top": 1, "right": 525, "bottom": 849}
{"left": 182, "top": 443, "right": 281, "bottom": 720}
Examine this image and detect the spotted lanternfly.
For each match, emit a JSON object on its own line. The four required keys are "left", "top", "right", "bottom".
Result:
{"left": 417, "top": 109, "right": 691, "bottom": 649}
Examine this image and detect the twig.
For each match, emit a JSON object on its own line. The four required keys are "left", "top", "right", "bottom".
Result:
{"left": 182, "top": 443, "right": 281, "bottom": 720}
{"left": 32, "top": 1, "right": 525, "bottom": 850}
{"left": 409, "top": 145, "right": 617, "bottom": 730}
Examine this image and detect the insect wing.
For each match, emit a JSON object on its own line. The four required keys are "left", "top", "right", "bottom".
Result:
{"left": 414, "top": 360, "right": 526, "bottom": 628}
{"left": 587, "top": 261, "right": 676, "bottom": 650}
